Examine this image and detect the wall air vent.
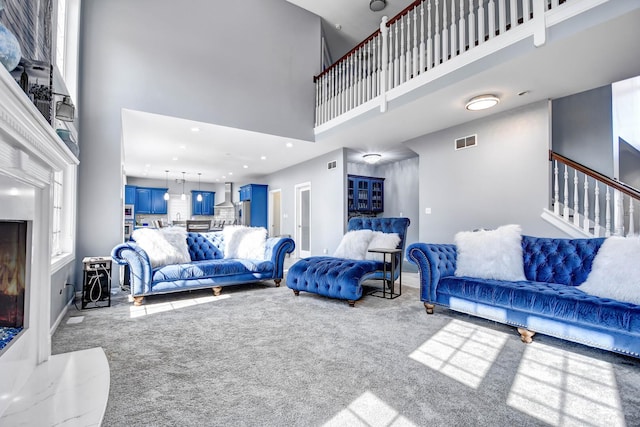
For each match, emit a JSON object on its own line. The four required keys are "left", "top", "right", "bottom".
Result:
{"left": 455, "top": 134, "right": 477, "bottom": 150}
{"left": 327, "top": 160, "right": 337, "bottom": 170}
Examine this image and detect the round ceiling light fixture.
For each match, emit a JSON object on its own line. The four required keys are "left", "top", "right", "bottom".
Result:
{"left": 369, "top": 0, "right": 386, "bottom": 12}
{"left": 363, "top": 153, "right": 382, "bottom": 164}
{"left": 465, "top": 94, "right": 500, "bottom": 111}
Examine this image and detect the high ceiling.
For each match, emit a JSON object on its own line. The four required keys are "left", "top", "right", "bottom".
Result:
{"left": 123, "top": 1, "right": 640, "bottom": 183}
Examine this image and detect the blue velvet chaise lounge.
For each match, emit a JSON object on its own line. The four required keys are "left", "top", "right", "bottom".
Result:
{"left": 407, "top": 235, "right": 640, "bottom": 358}
{"left": 286, "top": 217, "right": 410, "bottom": 307}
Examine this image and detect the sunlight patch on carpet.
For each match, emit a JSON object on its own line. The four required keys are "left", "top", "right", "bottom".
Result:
{"left": 323, "top": 391, "right": 417, "bottom": 427}
{"left": 508, "top": 342, "right": 624, "bottom": 426}
{"left": 129, "top": 294, "right": 230, "bottom": 318}
{"left": 408, "top": 319, "right": 508, "bottom": 389}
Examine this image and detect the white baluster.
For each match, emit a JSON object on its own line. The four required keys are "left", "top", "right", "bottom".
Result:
{"left": 340, "top": 62, "right": 346, "bottom": 115}
{"left": 583, "top": 177, "right": 590, "bottom": 233}
{"left": 510, "top": 0, "right": 517, "bottom": 29}
{"left": 615, "top": 190, "right": 624, "bottom": 236}
{"left": 605, "top": 186, "right": 611, "bottom": 237}
{"left": 551, "top": 0, "right": 559, "bottom": 10}
{"left": 413, "top": 7, "right": 420, "bottom": 76}
{"left": 367, "top": 42, "right": 372, "bottom": 101}
{"left": 478, "top": 0, "right": 485, "bottom": 44}
{"left": 450, "top": 0, "right": 457, "bottom": 58}
{"left": 553, "top": 160, "right": 559, "bottom": 215}
{"left": 488, "top": 0, "right": 495, "bottom": 39}
{"left": 399, "top": 16, "right": 406, "bottom": 83}
{"left": 442, "top": 0, "right": 449, "bottom": 61}
{"left": 373, "top": 37, "right": 378, "bottom": 97}
{"left": 434, "top": 0, "right": 441, "bottom": 66}
{"left": 498, "top": 0, "right": 506, "bottom": 34}
{"left": 523, "top": 0, "right": 530, "bottom": 22}
{"left": 409, "top": 11, "right": 416, "bottom": 79}
{"left": 594, "top": 183, "right": 601, "bottom": 237}
{"left": 394, "top": 23, "right": 400, "bottom": 87}
{"left": 388, "top": 22, "right": 394, "bottom": 90}
{"left": 357, "top": 48, "right": 363, "bottom": 105}
{"left": 427, "top": 0, "right": 433, "bottom": 69}
{"left": 563, "top": 165, "right": 569, "bottom": 221}
{"left": 573, "top": 170, "right": 580, "bottom": 226}
{"left": 628, "top": 197, "right": 635, "bottom": 236}
{"left": 380, "top": 16, "right": 388, "bottom": 113}
{"left": 459, "top": 0, "right": 466, "bottom": 53}
{"left": 376, "top": 34, "right": 381, "bottom": 97}
{"left": 419, "top": 2, "right": 426, "bottom": 73}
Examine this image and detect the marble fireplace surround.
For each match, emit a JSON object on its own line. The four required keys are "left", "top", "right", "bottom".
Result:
{"left": 0, "top": 67, "right": 109, "bottom": 424}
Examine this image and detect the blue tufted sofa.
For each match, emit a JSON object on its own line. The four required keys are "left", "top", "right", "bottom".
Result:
{"left": 112, "top": 231, "right": 295, "bottom": 305}
{"left": 286, "top": 217, "right": 410, "bottom": 307}
{"left": 407, "top": 235, "right": 640, "bottom": 358}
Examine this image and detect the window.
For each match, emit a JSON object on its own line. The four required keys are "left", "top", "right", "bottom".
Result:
{"left": 52, "top": 170, "right": 63, "bottom": 256}
{"left": 55, "top": 0, "right": 67, "bottom": 78}
{"left": 54, "top": 0, "right": 80, "bottom": 101}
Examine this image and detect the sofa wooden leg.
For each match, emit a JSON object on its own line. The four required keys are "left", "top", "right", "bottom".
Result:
{"left": 293, "top": 290, "right": 299, "bottom": 296}
{"left": 274, "top": 279, "right": 281, "bottom": 287}
{"left": 424, "top": 303, "right": 434, "bottom": 314}
{"left": 212, "top": 286, "right": 222, "bottom": 297}
{"left": 133, "top": 296, "right": 144, "bottom": 306}
{"left": 518, "top": 328, "right": 536, "bottom": 344}
{"left": 348, "top": 300, "right": 355, "bottom": 307}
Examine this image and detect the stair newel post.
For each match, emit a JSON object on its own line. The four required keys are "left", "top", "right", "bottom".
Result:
{"left": 419, "top": 2, "right": 426, "bottom": 73}
{"left": 553, "top": 160, "right": 560, "bottom": 215}
{"left": 510, "top": 0, "right": 517, "bottom": 30}
{"left": 583, "top": 176, "right": 590, "bottom": 233}
{"left": 380, "top": 15, "right": 389, "bottom": 113}
{"left": 399, "top": 17, "right": 406, "bottom": 84}
{"left": 468, "top": 0, "right": 475, "bottom": 49}
{"left": 488, "top": 0, "right": 496, "bottom": 39}
{"left": 628, "top": 198, "right": 635, "bottom": 236}
{"left": 315, "top": 76, "right": 320, "bottom": 126}
{"left": 459, "top": 0, "right": 466, "bottom": 54}
{"left": 605, "top": 186, "right": 611, "bottom": 237}
{"left": 573, "top": 169, "right": 580, "bottom": 226}
{"left": 434, "top": 0, "right": 441, "bottom": 66}
{"left": 478, "top": 0, "right": 485, "bottom": 44}
{"left": 427, "top": 0, "right": 433, "bottom": 69}
{"left": 563, "top": 165, "right": 570, "bottom": 221}
{"left": 450, "top": 0, "right": 457, "bottom": 59}
{"left": 594, "top": 183, "right": 601, "bottom": 237}
{"left": 442, "top": 0, "right": 449, "bottom": 61}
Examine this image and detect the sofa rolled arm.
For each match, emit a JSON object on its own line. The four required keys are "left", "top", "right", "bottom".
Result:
{"left": 111, "top": 242, "right": 154, "bottom": 296}
{"left": 407, "top": 243, "right": 457, "bottom": 302}
{"left": 264, "top": 237, "right": 295, "bottom": 279}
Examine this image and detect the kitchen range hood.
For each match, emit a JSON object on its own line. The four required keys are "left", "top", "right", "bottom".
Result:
{"left": 215, "top": 182, "right": 235, "bottom": 207}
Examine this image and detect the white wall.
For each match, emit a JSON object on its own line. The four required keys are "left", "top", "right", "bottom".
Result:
{"left": 265, "top": 148, "right": 346, "bottom": 257}
{"left": 406, "top": 100, "right": 564, "bottom": 243}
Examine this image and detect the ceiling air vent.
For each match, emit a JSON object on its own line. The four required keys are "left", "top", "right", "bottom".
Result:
{"left": 455, "top": 134, "right": 477, "bottom": 150}
{"left": 327, "top": 160, "right": 337, "bottom": 170}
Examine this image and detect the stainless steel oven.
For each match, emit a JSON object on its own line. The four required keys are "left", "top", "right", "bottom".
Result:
{"left": 124, "top": 204, "right": 134, "bottom": 220}
{"left": 124, "top": 221, "right": 133, "bottom": 240}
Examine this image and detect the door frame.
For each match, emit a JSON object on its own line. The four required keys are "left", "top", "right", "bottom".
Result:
{"left": 294, "top": 182, "right": 311, "bottom": 258}
{"left": 268, "top": 188, "right": 282, "bottom": 237}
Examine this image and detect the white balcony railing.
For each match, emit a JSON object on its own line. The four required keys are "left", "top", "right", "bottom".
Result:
{"left": 314, "top": 0, "right": 580, "bottom": 127}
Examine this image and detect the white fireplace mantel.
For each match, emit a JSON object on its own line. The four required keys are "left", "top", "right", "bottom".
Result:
{"left": 0, "top": 65, "right": 109, "bottom": 424}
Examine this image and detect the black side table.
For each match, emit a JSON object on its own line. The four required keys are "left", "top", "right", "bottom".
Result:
{"left": 367, "top": 248, "right": 402, "bottom": 299}
{"left": 82, "top": 257, "right": 112, "bottom": 309}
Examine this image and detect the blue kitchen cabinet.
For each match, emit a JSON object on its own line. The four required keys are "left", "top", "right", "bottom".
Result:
{"left": 191, "top": 191, "right": 215, "bottom": 215}
{"left": 239, "top": 184, "right": 267, "bottom": 228}
{"left": 124, "top": 185, "right": 136, "bottom": 205}
{"left": 135, "top": 187, "right": 167, "bottom": 214}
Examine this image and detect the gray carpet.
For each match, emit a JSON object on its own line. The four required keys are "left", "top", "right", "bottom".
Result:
{"left": 52, "top": 279, "right": 640, "bottom": 427}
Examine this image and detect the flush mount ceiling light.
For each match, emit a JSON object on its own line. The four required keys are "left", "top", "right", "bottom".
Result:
{"left": 369, "top": 0, "right": 386, "bottom": 12}
{"left": 363, "top": 153, "right": 382, "bottom": 164}
{"left": 163, "top": 170, "right": 170, "bottom": 201}
{"left": 465, "top": 94, "right": 500, "bottom": 111}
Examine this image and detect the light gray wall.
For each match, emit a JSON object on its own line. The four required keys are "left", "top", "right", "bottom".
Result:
{"left": 51, "top": 264, "right": 74, "bottom": 327}
{"left": 76, "top": 0, "right": 321, "bottom": 279}
{"left": 406, "top": 101, "right": 564, "bottom": 244}
{"left": 265, "top": 148, "right": 346, "bottom": 256}
{"left": 127, "top": 177, "right": 225, "bottom": 200}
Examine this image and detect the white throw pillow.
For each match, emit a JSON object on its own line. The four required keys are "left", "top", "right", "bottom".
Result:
{"left": 454, "top": 224, "right": 526, "bottom": 281}
{"left": 365, "top": 232, "right": 401, "bottom": 262}
{"left": 160, "top": 227, "right": 191, "bottom": 261}
{"left": 223, "top": 225, "right": 267, "bottom": 259}
{"left": 577, "top": 236, "right": 640, "bottom": 305}
{"left": 131, "top": 228, "right": 191, "bottom": 268}
{"left": 333, "top": 229, "right": 374, "bottom": 260}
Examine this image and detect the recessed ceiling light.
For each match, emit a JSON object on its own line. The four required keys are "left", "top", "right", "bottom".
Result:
{"left": 243, "top": 165, "right": 248, "bottom": 169}
{"left": 261, "top": 156, "right": 267, "bottom": 160}
{"left": 145, "top": 164, "right": 151, "bottom": 168}
{"left": 179, "top": 144, "right": 186, "bottom": 150}
{"left": 286, "top": 142, "right": 293, "bottom": 148}
{"left": 335, "top": 24, "right": 342, "bottom": 30}
{"left": 172, "top": 157, "right": 178, "bottom": 161}
{"left": 9, "top": 188, "right": 19, "bottom": 196}
{"left": 222, "top": 175, "right": 226, "bottom": 179}
{"left": 228, "top": 172, "right": 233, "bottom": 175}
{"left": 191, "top": 127, "right": 200, "bottom": 132}
{"left": 465, "top": 94, "right": 500, "bottom": 111}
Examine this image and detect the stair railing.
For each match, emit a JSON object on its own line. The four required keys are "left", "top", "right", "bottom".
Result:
{"left": 315, "top": 0, "right": 573, "bottom": 127}
{"left": 549, "top": 151, "right": 640, "bottom": 237}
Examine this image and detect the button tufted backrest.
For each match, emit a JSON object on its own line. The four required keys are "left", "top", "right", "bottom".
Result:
{"left": 186, "top": 232, "right": 224, "bottom": 261}
{"left": 521, "top": 235, "right": 605, "bottom": 286}
{"left": 348, "top": 217, "right": 411, "bottom": 252}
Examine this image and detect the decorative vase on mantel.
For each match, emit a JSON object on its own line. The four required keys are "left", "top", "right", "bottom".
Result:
{"left": 0, "top": 0, "right": 21, "bottom": 72}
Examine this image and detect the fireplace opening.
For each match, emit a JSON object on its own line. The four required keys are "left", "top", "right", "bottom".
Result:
{"left": 0, "top": 221, "right": 27, "bottom": 352}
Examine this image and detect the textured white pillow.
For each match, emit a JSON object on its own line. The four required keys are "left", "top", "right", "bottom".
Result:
{"left": 365, "top": 232, "right": 401, "bottom": 262}
{"left": 333, "top": 229, "right": 374, "bottom": 260}
{"left": 577, "top": 236, "right": 640, "bottom": 304}
{"left": 160, "top": 227, "right": 191, "bottom": 261}
{"left": 223, "top": 226, "right": 267, "bottom": 259}
{"left": 132, "top": 228, "right": 191, "bottom": 268}
{"left": 454, "top": 224, "right": 526, "bottom": 281}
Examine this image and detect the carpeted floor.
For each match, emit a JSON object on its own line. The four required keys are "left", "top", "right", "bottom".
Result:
{"left": 52, "top": 275, "right": 640, "bottom": 427}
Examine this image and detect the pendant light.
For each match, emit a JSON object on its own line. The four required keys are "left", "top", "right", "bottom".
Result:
{"left": 181, "top": 172, "right": 186, "bottom": 201}
{"left": 163, "top": 170, "right": 170, "bottom": 201}
{"left": 196, "top": 173, "right": 203, "bottom": 202}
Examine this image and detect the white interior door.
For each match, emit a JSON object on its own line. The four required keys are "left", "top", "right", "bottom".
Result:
{"left": 269, "top": 189, "right": 281, "bottom": 237}
{"left": 295, "top": 183, "right": 311, "bottom": 258}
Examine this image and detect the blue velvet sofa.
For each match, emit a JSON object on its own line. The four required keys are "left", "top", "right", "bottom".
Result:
{"left": 407, "top": 235, "right": 640, "bottom": 358}
{"left": 286, "top": 217, "right": 410, "bottom": 307}
{"left": 112, "top": 231, "right": 295, "bottom": 305}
